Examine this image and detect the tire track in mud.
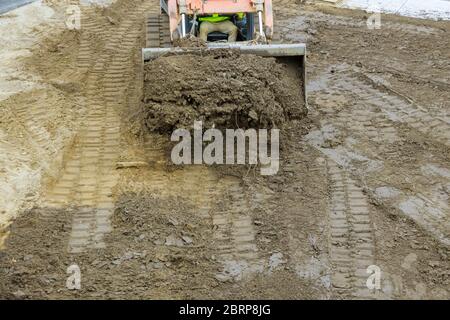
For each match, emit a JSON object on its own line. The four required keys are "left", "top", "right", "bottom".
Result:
{"left": 306, "top": 66, "right": 450, "bottom": 247}
{"left": 326, "top": 160, "right": 378, "bottom": 299}
{"left": 43, "top": 3, "right": 153, "bottom": 253}
{"left": 142, "top": 138, "right": 264, "bottom": 281}
{"left": 348, "top": 76, "right": 450, "bottom": 148}
{"left": 349, "top": 74, "right": 449, "bottom": 246}
{"left": 311, "top": 74, "right": 449, "bottom": 153}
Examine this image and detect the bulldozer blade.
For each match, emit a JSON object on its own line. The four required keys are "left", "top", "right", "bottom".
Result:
{"left": 142, "top": 43, "right": 307, "bottom": 106}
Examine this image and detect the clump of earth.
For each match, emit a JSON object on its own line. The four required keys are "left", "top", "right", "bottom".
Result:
{"left": 173, "top": 35, "right": 207, "bottom": 48}
{"left": 141, "top": 50, "right": 306, "bottom": 133}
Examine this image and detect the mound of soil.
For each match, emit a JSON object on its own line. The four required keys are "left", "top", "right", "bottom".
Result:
{"left": 142, "top": 50, "right": 306, "bottom": 133}
{"left": 173, "top": 35, "right": 207, "bottom": 48}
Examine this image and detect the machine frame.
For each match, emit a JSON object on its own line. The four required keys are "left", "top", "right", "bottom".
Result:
{"left": 160, "top": 0, "right": 273, "bottom": 40}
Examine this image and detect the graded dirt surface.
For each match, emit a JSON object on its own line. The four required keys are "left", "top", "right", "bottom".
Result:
{"left": 0, "top": 0, "right": 449, "bottom": 300}
{"left": 142, "top": 51, "right": 306, "bottom": 132}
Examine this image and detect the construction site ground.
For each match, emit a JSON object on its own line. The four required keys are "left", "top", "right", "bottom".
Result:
{"left": 0, "top": 0, "right": 448, "bottom": 299}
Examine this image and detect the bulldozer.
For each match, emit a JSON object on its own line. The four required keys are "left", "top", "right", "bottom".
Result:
{"left": 142, "top": 0, "right": 306, "bottom": 105}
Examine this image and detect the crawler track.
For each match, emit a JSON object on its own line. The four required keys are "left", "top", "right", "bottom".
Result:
{"left": 146, "top": 13, "right": 171, "bottom": 48}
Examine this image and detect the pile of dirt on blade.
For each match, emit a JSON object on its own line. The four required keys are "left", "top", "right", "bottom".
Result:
{"left": 173, "top": 35, "right": 207, "bottom": 48}
{"left": 142, "top": 50, "right": 306, "bottom": 133}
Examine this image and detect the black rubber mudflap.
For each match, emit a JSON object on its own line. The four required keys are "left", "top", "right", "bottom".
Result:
{"left": 146, "top": 13, "right": 172, "bottom": 48}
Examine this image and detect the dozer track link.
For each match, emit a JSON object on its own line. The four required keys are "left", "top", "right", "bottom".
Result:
{"left": 146, "top": 13, "right": 172, "bottom": 48}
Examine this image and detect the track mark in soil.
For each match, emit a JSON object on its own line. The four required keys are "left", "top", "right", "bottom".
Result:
{"left": 310, "top": 67, "right": 449, "bottom": 148}
{"left": 351, "top": 83, "right": 450, "bottom": 148}
{"left": 142, "top": 137, "right": 263, "bottom": 281}
{"left": 14, "top": 102, "right": 58, "bottom": 159}
{"left": 76, "top": 6, "right": 107, "bottom": 72}
{"left": 42, "top": 3, "right": 151, "bottom": 253}
{"left": 281, "top": 153, "right": 332, "bottom": 298}
{"left": 326, "top": 160, "right": 379, "bottom": 299}
{"left": 213, "top": 180, "right": 264, "bottom": 281}
{"left": 306, "top": 66, "right": 450, "bottom": 246}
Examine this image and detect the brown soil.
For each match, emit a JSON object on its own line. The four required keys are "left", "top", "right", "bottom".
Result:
{"left": 0, "top": 0, "right": 449, "bottom": 300}
{"left": 142, "top": 50, "right": 306, "bottom": 132}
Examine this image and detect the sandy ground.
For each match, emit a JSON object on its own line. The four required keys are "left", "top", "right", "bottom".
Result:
{"left": 0, "top": 0, "right": 117, "bottom": 235}
{"left": 0, "top": 0, "right": 63, "bottom": 232}
{"left": 0, "top": 0, "right": 449, "bottom": 299}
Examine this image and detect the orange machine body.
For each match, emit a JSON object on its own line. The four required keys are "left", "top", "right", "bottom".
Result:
{"left": 166, "top": 0, "right": 274, "bottom": 39}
